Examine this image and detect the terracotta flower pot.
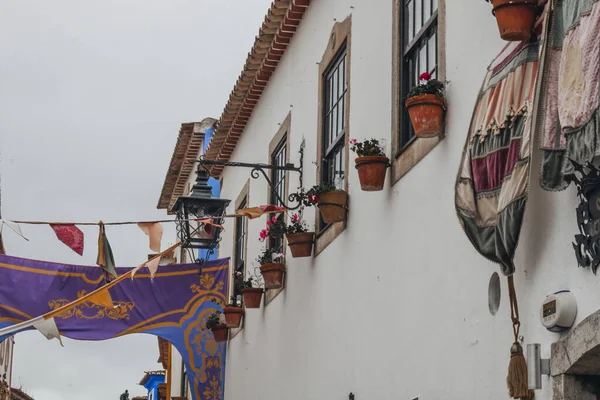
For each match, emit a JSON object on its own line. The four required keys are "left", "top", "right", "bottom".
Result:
{"left": 491, "top": 0, "right": 537, "bottom": 42}
{"left": 286, "top": 232, "right": 315, "bottom": 258}
{"left": 241, "top": 288, "right": 263, "bottom": 308}
{"left": 318, "top": 190, "right": 348, "bottom": 224}
{"left": 223, "top": 307, "right": 244, "bottom": 328}
{"left": 210, "top": 323, "right": 228, "bottom": 342}
{"left": 405, "top": 94, "right": 445, "bottom": 138}
{"left": 259, "top": 263, "right": 286, "bottom": 289}
{"left": 355, "top": 156, "right": 389, "bottom": 191}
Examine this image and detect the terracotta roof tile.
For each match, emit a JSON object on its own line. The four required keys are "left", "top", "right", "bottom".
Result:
{"left": 204, "top": 0, "right": 310, "bottom": 177}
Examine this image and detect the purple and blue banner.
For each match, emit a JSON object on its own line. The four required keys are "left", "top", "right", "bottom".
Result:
{"left": 0, "top": 254, "right": 229, "bottom": 400}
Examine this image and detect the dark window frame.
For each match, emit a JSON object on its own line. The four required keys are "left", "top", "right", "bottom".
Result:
{"left": 233, "top": 197, "right": 247, "bottom": 303}
{"left": 398, "top": 0, "right": 439, "bottom": 152}
{"left": 319, "top": 42, "right": 348, "bottom": 233}
{"left": 269, "top": 136, "right": 287, "bottom": 254}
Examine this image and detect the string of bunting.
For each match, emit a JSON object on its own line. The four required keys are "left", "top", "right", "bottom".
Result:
{"left": 0, "top": 205, "right": 285, "bottom": 262}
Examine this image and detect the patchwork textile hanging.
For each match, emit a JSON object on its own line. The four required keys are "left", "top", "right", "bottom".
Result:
{"left": 539, "top": 0, "right": 600, "bottom": 190}
{"left": 455, "top": 38, "right": 544, "bottom": 276}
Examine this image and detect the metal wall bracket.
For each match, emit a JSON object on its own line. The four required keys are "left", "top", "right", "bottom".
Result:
{"left": 198, "top": 140, "right": 305, "bottom": 210}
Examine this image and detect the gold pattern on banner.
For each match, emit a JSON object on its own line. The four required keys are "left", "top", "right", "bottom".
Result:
{"left": 192, "top": 274, "right": 224, "bottom": 292}
{"left": 48, "top": 290, "right": 134, "bottom": 320}
{"left": 202, "top": 375, "right": 223, "bottom": 400}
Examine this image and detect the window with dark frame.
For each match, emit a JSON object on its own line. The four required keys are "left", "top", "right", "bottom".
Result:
{"left": 181, "top": 361, "right": 188, "bottom": 397}
{"left": 400, "top": 0, "right": 438, "bottom": 150}
{"left": 320, "top": 43, "right": 347, "bottom": 230}
{"left": 233, "top": 197, "right": 247, "bottom": 303}
{"left": 269, "top": 136, "right": 287, "bottom": 254}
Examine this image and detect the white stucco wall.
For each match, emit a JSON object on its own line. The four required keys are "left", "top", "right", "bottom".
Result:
{"left": 212, "top": 1, "right": 598, "bottom": 399}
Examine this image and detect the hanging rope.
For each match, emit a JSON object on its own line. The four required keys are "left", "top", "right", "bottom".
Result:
{"left": 506, "top": 275, "right": 533, "bottom": 399}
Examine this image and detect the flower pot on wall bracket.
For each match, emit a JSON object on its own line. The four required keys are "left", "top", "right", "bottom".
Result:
{"left": 355, "top": 156, "right": 390, "bottom": 191}
{"left": 491, "top": 0, "right": 537, "bottom": 42}
{"left": 241, "top": 288, "right": 263, "bottom": 308}
{"left": 286, "top": 232, "right": 315, "bottom": 258}
{"left": 259, "top": 263, "right": 286, "bottom": 289}
{"left": 210, "top": 324, "right": 229, "bottom": 342}
{"left": 318, "top": 190, "right": 348, "bottom": 224}
{"left": 223, "top": 307, "right": 244, "bottom": 328}
{"left": 405, "top": 94, "right": 446, "bottom": 138}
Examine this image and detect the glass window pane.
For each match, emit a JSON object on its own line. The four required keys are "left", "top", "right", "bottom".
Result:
{"left": 332, "top": 68, "right": 338, "bottom": 101}
{"left": 432, "top": 0, "right": 438, "bottom": 12}
{"left": 332, "top": 106, "right": 338, "bottom": 142}
{"left": 424, "top": 0, "right": 431, "bottom": 22}
{"left": 415, "top": 0, "right": 422, "bottom": 34}
{"left": 329, "top": 76, "right": 334, "bottom": 109}
{"left": 406, "top": 0, "right": 414, "bottom": 44}
{"left": 342, "top": 56, "right": 347, "bottom": 90}
{"left": 338, "top": 97, "right": 344, "bottom": 135}
{"left": 338, "top": 63, "right": 344, "bottom": 99}
{"left": 428, "top": 29, "right": 437, "bottom": 72}
{"left": 419, "top": 43, "right": 427, "bottom": 76}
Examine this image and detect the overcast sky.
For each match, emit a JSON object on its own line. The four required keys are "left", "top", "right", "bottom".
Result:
{"left": 0, "top": 1, "right": 271, "bottom": 399}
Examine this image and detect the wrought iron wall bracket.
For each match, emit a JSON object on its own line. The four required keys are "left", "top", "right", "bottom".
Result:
{"left": 197, "top": 141, "right": 305, "bottom": 210}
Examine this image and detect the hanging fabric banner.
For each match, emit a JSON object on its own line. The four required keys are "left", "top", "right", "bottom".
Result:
{"left": 454, "top": 13, "right": 549, "bottom": 275}
{"left": 50, "top": 224, "right": 84, "bottom": 256}
{"left": 0, "top": 254, "right": 229, "bottom": 400}
{"left": 539, "top": 0, "right": 600, "bottom": 190}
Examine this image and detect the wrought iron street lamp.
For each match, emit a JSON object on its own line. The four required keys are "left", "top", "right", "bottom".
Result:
{"left": 171, "top": 166, "right": 231, "bottom": 263}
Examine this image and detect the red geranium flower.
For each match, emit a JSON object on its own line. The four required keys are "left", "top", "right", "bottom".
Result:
{"left": 419, "top": 72, "right": 432, "bottom": 81}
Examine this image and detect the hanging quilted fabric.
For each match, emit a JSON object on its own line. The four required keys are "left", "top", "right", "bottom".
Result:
{"left": 539, "top": 0, "right": 600, "bottom": 191}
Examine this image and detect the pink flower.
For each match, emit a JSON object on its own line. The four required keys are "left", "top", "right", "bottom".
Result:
{"left": 266, "top": 220, "right": 271, "bottom": 226}
{"left": 419, "top": 71, "right": 432, "bottom": 81}
{"left": 349, "top": 138, "right": 357, "bottom": 145}
{"left": 259, "top": 229, "right": 268, "bottom": 239}
{"left": 309, "top": 195, "right": 318, "bottom": 203}
{"left": 235, "top": 271, "right": 242, "bottom": 277}
{"left": 292, "top": 214, "right": 300, "bottom": 222}
{"left": 272, "top": 216, "right": 278, "bottom": 223}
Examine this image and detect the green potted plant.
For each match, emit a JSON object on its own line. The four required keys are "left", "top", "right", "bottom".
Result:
{"left": 485, "top": 0, "right": 538, "bottom": 42}
{"left": 350, "top": 138, "right": 389, "bottom": 191}
{"left": 240, "top": 275, "right": 264, "bottom": 309}
{"left": 205, "top": 311, "right": 228, "bottom": 342}
{"left": 305, "top": 183, "right": 348, "bottom": 224}
{"left": 210, "top": 295, "right": 243, "bottom": 329}
{"left": 405, "top": 72, "right": 446, "bottom": 138}
{"left": 255, "top": 248, "right": 286, "bottom": 290}
{"left": 285, "top": 213, "right": 314, "bottom": 258}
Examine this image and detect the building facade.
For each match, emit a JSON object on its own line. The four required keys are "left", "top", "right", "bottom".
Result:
{"left": 158, "top": 0, "right": 600, "bottom": 399}
{"left": 199, "top": 1, "right": 600, "bottom": 400}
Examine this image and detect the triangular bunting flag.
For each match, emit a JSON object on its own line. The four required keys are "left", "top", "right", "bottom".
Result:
{"left": 236, "top": 205, "right": 286, "bottom": 219}
{"left": 137, "top": 222, "right": 163, "bottom": 253}
{"left": 96, "top": 221, "right": 117, "bottom": 279}
{"left": 87, "top": 286, "right": 114, "bottom": 308}
{"left": 33, "top": 317, "right": 64, "bottom": 347}
{"left": 145, "top": 256, "right": 161, "bottom": 279}
{"left": 0, "top": 220, "right": 28, "bottom": 241}
{"left": 50, "top": 224, "right": 84, "bottom": 256}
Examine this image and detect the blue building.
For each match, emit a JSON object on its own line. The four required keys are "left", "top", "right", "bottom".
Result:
{"left": 138, "top": 370, "right": 165, "bottom": 400}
